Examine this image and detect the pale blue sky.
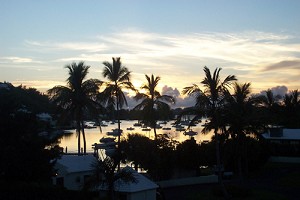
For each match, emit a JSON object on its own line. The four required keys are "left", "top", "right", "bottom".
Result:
{"left": 1, "top": 0, "right": 300, "bottom": 106}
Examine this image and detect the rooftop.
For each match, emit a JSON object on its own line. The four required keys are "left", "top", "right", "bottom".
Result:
{"left": 262, "top": 129, "right": 300, "bottom": 140}
{"left": 56, "top": 154, "right": 97, "bottom": 173}
{"left": 101, "top": 166, "right": 159, "bottom": 193}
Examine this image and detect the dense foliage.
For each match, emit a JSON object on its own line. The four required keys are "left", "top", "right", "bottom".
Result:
{"left": 0, "top": 83, "right": 57, "bottom": 182}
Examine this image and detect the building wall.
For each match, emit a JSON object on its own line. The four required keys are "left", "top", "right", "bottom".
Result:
{"left": 53, "top": 171, "right": 92, "bottom": 190}
{"left": 127, "top": 189, "right": 156, "bottom": 200}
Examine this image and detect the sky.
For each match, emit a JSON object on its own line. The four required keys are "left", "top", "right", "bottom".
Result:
{"left": 1, "top": 0, "right": 300, "bottom": 108}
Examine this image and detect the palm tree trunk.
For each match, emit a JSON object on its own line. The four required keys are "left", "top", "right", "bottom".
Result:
{"left": 81, "top": 121, "right": 86, "bottom": 155}
{"left": 116, "top": 98, "right": 121, "bottom": 171}
{"left": 76, "top": 121, "right": 81, "bottom": 156}
{"left": 237, "top": 135, "right": 244, "bottom": 182}
{"left": 214, "top": 130, "right": 230, "bottom": 199}
{"left": 153, "top": 125, "right": 157, "bottom": 140}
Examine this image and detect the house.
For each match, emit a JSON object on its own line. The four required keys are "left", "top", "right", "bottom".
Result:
{"left": 52, "top": 154, "right": 97, "bottom": 190}
{"left": 262, "top": 128, "right": 300, "bottom": 144}
{"left": 99, "top": 166, "right": 159, "bottom": 200}
{"left": 262, "top": 128, "right": 300, "bottom": 159}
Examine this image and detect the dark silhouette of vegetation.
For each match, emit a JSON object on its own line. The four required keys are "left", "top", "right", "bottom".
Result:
{"left": 85, "top": 145, "right": 136, "bottom": 200}
{"left": 181, "top": 66, "right": 237, "bottom": 199}
{"left": 48, "top": 62, "right": 102, "bottom": 155}
{"left": 101, "top": 58, "right": 135, "bottom": 143}
{"left": 121, "top": 133, "right": 177, "bottom": 180}
{"left": 134, "top": 74, "right": 175, "bottom": 140}
{"left": 224, "top": 82, "right": 264, "bottom": 181}
{"left": 0, "top": 83, "right": 58, "bottom": 185}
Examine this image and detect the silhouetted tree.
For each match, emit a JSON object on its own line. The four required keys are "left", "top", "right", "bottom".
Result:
{"left": 134, "top": 74, "right": 175, "bottom": 140}
{"left": 48, "top": 62, "right": 102, "bottom": 155}
{"left": 182, "top": 66, "right": 236, "bottom": 199}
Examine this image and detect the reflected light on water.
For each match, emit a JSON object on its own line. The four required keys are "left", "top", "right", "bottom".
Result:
{"left": 58, "top": 120, "right": 214, "bottom": 153}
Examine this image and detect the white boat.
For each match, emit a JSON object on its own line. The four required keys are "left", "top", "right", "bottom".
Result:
{"left": 84, "top": 121, "right": 97, "bottom": 128}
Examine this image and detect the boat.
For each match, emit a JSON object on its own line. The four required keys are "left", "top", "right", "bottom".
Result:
{"left": 126, "top": 127, "right": 135, "bottom": 131}
{"left": 133, "top": 122, "right": 142, "bottom": 127}
{"left": 184, "top": 130, "right": 198, "bottom": 136}
{"left": 100, "top": 137, "right": 116, "bottom": 143}
{"left": 175, "top": 124, "right": 185, "bottom": 131}
{"left": 84, "top": 121, "right": 97, "bottom": 128}
{"left": 142, "top": 128, "right": 151, "bottom": 131}
{"left": 176, "top": 127, "right": 185, "bottom": 131}
{"left": 155, "top": 124, "right": 162, "bottom": 129}
{"left": 162, "top": 127, "right": 171, "bottom": 130}
{"left": 107, "top": 129, "right": 123, "bottom": 136}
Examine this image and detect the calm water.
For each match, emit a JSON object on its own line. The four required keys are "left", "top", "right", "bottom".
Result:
{"left": 58, "top": 120, "right": 214, "bottom": 153}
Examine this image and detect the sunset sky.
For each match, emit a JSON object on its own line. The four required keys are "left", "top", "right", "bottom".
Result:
{"left": 1, "top": 0, "right": 300, "bottom": 107}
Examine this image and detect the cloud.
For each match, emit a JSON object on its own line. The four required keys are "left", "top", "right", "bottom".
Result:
{"left": 25, "top": 40, "right": 107, "bottom": 53}
{"left": 161, "top": 85, "right": 197, "bottom": 108}
{"left": 162, "top": 85, "right": 180, "bottom": 98}
{"left": 257, "top": 85, "right": 288, "bottom": 98}
{"left": 4, "top": 29, "right": 300, "bottom": 95}
{"left": 11, "top": 80, "right": 65, "bottom": 93}
{"left": 263, "top": 60, "right": 300, "bottom": 71}
{"left": 0, "top": 56, "right": 35, "bottom": 63}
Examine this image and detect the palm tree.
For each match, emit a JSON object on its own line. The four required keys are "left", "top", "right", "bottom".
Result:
{"left": 224, "top": 82, "right": 260, "bottom": 181}
{"left": 134, "top": 74, "right": 175, "bottom": 140}
{"left": 283, "top": 89, "right": 300, "bottom": 127}
{"left": 182, "top": 66, "right": 236, "bottom": 198}
{"left": 86, "top": 154, "right": 136, "bottom": 200}
{"left": 258, "top": 89, "right": 282, "bottom": 126}
{"left": 101, "top": 57, "right": 135, "bottom": 149}
{"left": 48, "top": 62, "right": 102, "bottom": 155}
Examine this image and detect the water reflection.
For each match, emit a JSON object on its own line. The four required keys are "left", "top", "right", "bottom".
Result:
{"left": 58, "top": 120, "right": 214, "bottom": 153}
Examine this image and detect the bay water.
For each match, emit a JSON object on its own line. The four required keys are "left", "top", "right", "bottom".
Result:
{"left": 58, "top": 120, "right": 213, "bottom": 153}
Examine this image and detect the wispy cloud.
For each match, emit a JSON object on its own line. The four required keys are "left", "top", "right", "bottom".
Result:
{"left": 25, "top": 40, "right": 107, "bottom": 53}
{"left": 263, "top": 60, "right": 300, "bottom": 71}
{"left": 6, "top": 30, "right": 300, "bottom": 93}
{"left": 0, "top": 56, "right": 36, "bottom": 63}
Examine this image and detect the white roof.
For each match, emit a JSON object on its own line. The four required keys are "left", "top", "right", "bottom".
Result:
{"left": 36, "top": 113, "right": 52, "bottom": 121}
{"left": 101, "top": 166, "right": 158, "bottom": 193}
{"left": 262, "top": 129, "right": 300, "bottom": 140}
{"left": 56, "top": 154, "right": 97, "bottom": 173}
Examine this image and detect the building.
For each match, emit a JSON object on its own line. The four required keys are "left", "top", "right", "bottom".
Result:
{"left": 262, "top": 128, "right": 300, "bottom": 158}
{"left": 262, "top": 128, "right": 300, "bottom": 144}
{"left": 52, "top": 154, "right": 97, "bottom": 190}
{"left": 99, "top": 166, "right": 159, "bottom": 200}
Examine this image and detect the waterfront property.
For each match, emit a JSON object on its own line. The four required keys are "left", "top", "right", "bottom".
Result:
{"left": 52, "top": 154, "right": 97, "bottom": 190}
